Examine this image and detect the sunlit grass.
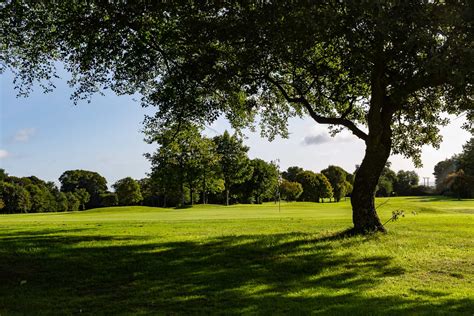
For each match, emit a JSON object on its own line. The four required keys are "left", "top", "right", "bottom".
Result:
{"left": 0, "top": 196, "right": 473, "bottom": 315}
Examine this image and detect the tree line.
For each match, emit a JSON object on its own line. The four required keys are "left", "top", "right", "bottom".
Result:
{"left": 2, "top": 126, "right": 444, "bottom": 214}
{"left": 0, "top": 168, "right": 146, "bottom": 214}
{"left": 433, "top": 137, "right": 474, "bottom": 199}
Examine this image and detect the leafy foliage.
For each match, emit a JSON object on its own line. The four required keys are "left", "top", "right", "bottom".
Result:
{"left": 0, "top": 182, "right": 31, "bottom": 213}
{"left": 66, "top": 192, "right": 80, "bottom": 212}
{"left": 321, "top": 166, "right": 351, "bottom": 202}
{"left": 295, "top": 171, "right": 333, "bottom": 203}
{"left": 113, "top": 177, "right": 143, "bottom": 206}
{"left": 59, "top": 170, "right": 107, "bottom": 208}
{"left": 214, "top": 131, "right": 252, "bottom": 205}
{"left": 282, "top": 166, "right": 305, "bottom": 183}
{"left": 280, "top": 179, "right": 303, "bottom": 202}
{"left": 237, "top": 159, "right": 279, "bottom": 204}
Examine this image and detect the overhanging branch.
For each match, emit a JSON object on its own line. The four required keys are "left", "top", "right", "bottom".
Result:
{"left": 266, "top": 77, "right": 368, "bottom": 142}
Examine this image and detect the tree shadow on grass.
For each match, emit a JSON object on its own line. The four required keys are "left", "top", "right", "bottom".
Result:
{"left": 403, "top": 196, "right": 472, "bottom": 203}
{"left": 0, "top": 229, "right": 471, "bottom": 315}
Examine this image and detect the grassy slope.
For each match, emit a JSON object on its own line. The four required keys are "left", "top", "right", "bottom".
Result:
{"left": 0, "top": 196, "right": 472, "bottom": 315}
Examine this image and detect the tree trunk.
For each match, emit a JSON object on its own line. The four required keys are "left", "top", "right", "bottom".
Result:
{"left": 181, "top": 182, "right": 185, "bottom": 207}
{"left": 349, "top": 56, "right": 395, "bottom": 234}
{"left": 351, "top": 138, "right": 391, "bottom": 233}
{"left": 190, "top": 186, "right": 194, "bottom": 205}
{"left": 202, "top": 177, "right": 207, "bottom": 205}
{"left": 225, "top": 188, "right": 229, "bottom": 206}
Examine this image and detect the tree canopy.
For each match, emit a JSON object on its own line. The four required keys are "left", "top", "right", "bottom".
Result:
{"left": 113, "top": 177, "right": 143, "bottom": 206}
{"left": 59, "top": 170, "right": 108, "bottom": 208}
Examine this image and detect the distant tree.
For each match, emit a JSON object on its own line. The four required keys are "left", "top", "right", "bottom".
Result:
{"left": 321, "top": 165, "right": 351, "bottom": 202}
{"left": 25, "top": 184, "right": 49, "bottom": 213}
{"left": 196, "top": 138, "right": 223, "bottom": 205}
{"left": 113, "top": 177, "right": 143, "bottom": 206}
{"left": 74, "top": 188, "right": 90, "bottom": 210}
{"left": 445, "top": 170, "right": 473, "bottom": 200}
{"left": 0, "top": 169, "right": 8, "bottom": 182}
{"left": 394, "top": 170, "right": 419, "bottom": 196}
{"left": 296, "top": 171, "right": 319, "bottom": 202}
{"left": 433, "top": 157, "right": 459, "bottom": 194}
{"left": 149, "top": 160, "right": 181, "bottom": 208}
{"left": 59, "top": 170, "right": 107, "bottom": 208}
{"left": 282, "top": 166, "right": 304, "bottom": 183}
{"left": 183, "top": 135, "right": 221, "bottom": 205}
{"left": 213, "top": 131, "right": 252, "bottom": 206}
{"left": 458, "top": 138, "right": 474, "bottom": 177}
{"left": 7, "top": 176, "right": 32, "bottom": 187}
{"left": 376, "top": 178, "right": 393, "bottom": 197}
{"left": 146, "top": 123, "right": 213, "bottom": 206}
{"left": 295, "top": 171, "right": 333, "bottom": 202}
{"left": 138, "top": 178, "right": 161, "bottom": 207}
{"left": 0, "top": 182, "right": 31, "bottom": 213}
{"left": 239, "top": 159, "right": 279, "bottom": 204}
{"left": 66, "top": 192, "right": 80, "bottom": 212}
{"left": 280, "top": 179, "right": 303, "bottom": 202}
{"left": 376, "top": 163, "right": 397, "bottom": 197}
{"left": 55, "top": 192, "right": 69, "bottom": 212}
{"left": 99, "top": 192, "right": 119, "bottom": 207}
{"left": 317, "top": 174, "right": 334, "bottom": 202}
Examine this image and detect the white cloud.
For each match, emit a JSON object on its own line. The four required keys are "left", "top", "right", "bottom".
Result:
{"left": 13, "top": 128, "right": 36, "bottom": 142}
{"left": 0, "top": 149, "right": 10, "bottom": 159}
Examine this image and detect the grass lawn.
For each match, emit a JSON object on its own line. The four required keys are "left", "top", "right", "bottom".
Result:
{"left": 0, "top": 196, "right": 473, "bottom": 315}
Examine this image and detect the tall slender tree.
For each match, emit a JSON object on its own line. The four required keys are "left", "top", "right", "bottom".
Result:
{"left": 213, "top": 131, "right": 252, "bottom": 206}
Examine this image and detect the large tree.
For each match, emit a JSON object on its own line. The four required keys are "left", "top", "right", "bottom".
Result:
{"left": 213, "top": 131, "right": 252, "bottom": 206}
{"left": 279, "top": 179, "right": 304, "bottom": 202}
{"left": 434, "top": 157, "right": 459, "bottom": 194}
{"left": 295, "top": 170, "right": 333, "bottom": 203}
{"left": 321, "top": 165, "right": 351, "bottom": 202}
{"left": 459, "top": 138, "right": 474, "bottom": 177}
{"left": 113, "top": 177, "right": 143, "bottom": 206}
{"left": 59, "top": 170, "right": 107, "bottom": 208}
{"left": 146, "top": 122, "right": 219, "bottom": 206}
{"left": 238, "top": 158, "right": 279, "bottom": 204}
{"left": 0, "top": 182, "right": 31, "bottom": 214}
{"left": 2, "top": 2, "right": 472, "bottom": 232}
{"left": 394, "top": 170, "right": 420, "bottom": 196}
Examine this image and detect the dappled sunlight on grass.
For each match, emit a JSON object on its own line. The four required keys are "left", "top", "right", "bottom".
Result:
{"left": 0, "top": 197, "right": 473, "bottom": 314}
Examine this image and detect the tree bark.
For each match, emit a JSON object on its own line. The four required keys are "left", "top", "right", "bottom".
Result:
{"left": 351, "top": 132, "right": 391, "bottom": 233}
{"left": 348, "top": 52, "right": 395, "bottom": 234}
{"left": 225, "top": 188, "right": 229, "bottom": 206}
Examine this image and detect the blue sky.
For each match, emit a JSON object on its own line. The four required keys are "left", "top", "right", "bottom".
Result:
{"left": 1, "top": 67, "right": 470, "bottom": 188}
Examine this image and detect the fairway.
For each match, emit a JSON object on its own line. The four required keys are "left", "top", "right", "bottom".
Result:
{"left": 1, "top": 197, "right": 473, "bottom": 315}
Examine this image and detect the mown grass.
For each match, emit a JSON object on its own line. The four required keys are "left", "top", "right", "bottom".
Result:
{"left": 0, "top": 196, "right": 473, "bottom": 315}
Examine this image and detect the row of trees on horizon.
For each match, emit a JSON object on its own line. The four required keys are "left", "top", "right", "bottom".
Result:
{"left": 1, "top": 132, "right": 473, "bottom": 214}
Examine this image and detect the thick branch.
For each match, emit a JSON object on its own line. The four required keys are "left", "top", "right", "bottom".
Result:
{"left": 267, "top": 77, "right": 368, "bottom": 142}
{"left": 389, "top": 71, "right": 448, "bottom": 109}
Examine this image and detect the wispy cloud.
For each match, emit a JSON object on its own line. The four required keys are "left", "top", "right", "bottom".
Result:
{"left": 302, "top": 132, "right": 353, "bottom": 146}
{"left": 13, "top": 128, "right": 36, "bottom": 142}
{"left": 0, "top": 149, "right": 10, "bottom": 159}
